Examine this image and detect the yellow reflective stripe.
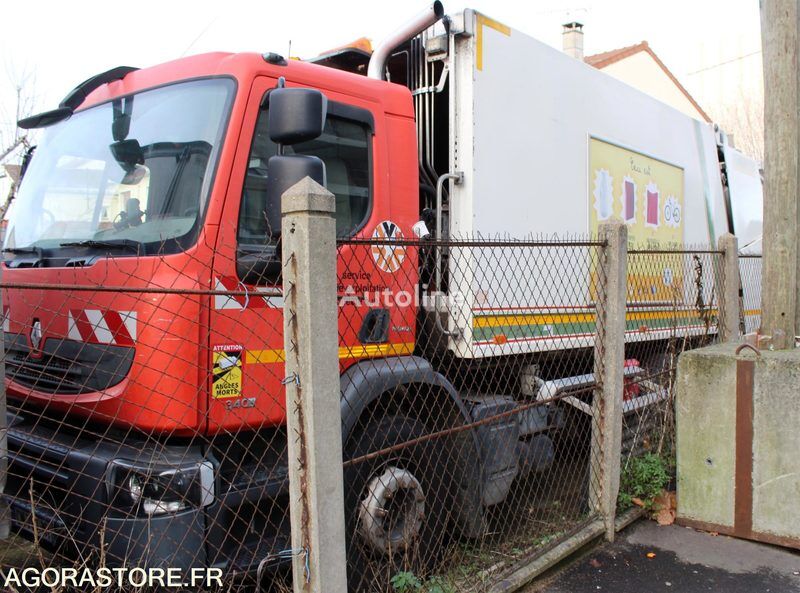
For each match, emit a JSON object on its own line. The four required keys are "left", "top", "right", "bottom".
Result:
{"left": 246, "top": 349, "right": 286, "bottom": 364}
{"left": 476, "top": 13, "right": 511, "bottom": 71}
{"left": 246, "top": 342, "right": 415, "bottom": 365}
{"left": 473, "top": 308, "right": 723, "bottom": 329}
{"left": 475, "top": 313, "right": 595, "bottom": 327}
{"left": 338, "top": 342, "right": 415, "bottom": 359}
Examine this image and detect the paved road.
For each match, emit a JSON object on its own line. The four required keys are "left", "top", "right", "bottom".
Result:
{"left": 528, "top": 520, "right": 800, "bottom": 593}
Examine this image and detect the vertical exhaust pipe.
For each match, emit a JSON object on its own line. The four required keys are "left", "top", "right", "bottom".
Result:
{"left": 367, "top": 2, "right": 445, "bottom": 80}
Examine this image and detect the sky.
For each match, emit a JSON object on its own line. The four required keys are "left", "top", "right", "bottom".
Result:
{"left": 0, "top": 0, "right": 762, "bottom": 153}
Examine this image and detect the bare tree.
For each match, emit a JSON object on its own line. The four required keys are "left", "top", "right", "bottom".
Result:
{"left": 715, "top": 87, "right": 764, "bottom": 163}
{"left": 1, "top": 63, "right": 37, "bottom": 154}
{"left": 0, "top": 64, "right": 38, "bottom": 217}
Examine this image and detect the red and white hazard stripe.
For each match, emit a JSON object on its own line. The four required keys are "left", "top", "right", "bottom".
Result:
{"left": 214, "top": 277, "right": 284, "bottom": 311}
{"left": 68, "top": 310, "right": 137, "bottom": 346}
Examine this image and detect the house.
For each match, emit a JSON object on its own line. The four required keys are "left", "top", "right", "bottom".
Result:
{"left": 0, "top": 164, "right": 21, "bottom": 207}
{"left": 563, "top": 23, "right": 710, "bottom": 123}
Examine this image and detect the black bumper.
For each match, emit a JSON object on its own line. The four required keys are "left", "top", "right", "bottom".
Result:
{"left": 4, "top": 410, "right": 208, "bottom": 569}
{"left": 4, "top": 409, "right": 292, "bottom": 576}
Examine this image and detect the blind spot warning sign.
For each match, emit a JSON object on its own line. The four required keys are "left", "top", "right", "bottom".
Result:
{"left": 212, "top": 344, "right": 244, "bottom": 398}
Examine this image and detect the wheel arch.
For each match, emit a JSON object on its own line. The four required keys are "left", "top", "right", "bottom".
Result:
{"left": 339, "top": 355, "right": 485, "bottom": 537}
{"left": 340, "top": 355, "right": 469, "bottom": 440}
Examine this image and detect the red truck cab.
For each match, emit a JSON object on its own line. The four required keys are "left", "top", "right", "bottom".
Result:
{"left": 2, "top": 52, "right": 423, "bottom": 572}
{"left": 4, "top": 53, "right": 418, "bottom": 433}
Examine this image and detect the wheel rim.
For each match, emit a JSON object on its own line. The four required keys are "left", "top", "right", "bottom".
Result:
{"left": 357, "top": 466, "right": 426, "bottom": 555}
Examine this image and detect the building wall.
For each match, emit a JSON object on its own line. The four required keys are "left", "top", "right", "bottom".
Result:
{"left": 599, "top": 51, "right": 707, "bottom": 121}
{"left": 0, "top": 172, "right": 13, "bottom": 215}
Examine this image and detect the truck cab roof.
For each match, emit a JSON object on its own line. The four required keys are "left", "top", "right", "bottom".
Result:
{"left": 76, "top": 51, "right": 415, "bottom": 119}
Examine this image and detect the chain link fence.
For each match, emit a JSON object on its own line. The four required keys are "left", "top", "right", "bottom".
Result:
{"left": 337, "top": 237, "right": 606, "bottom": 592}
{"left": 617, "top": 248, "right": 724, "bottom": 518}
{"left": 0, "top": 226, "right": 742, "bottom": 592}
{"left": 739, "top": 255, "right": 763, "bottom": 335}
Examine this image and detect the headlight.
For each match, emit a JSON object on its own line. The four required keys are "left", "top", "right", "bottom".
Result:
{"left": 108, "top": 459, "right": 215, "bottom": 516}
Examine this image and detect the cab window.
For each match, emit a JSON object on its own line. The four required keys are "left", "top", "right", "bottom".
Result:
{"left": 237, "top": 102, "right": 373, "bottom": 249}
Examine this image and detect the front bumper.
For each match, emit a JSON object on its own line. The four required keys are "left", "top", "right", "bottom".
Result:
{"left": 3, "top": 409, "right": 292, "bottom": 576}
{"left": 4, "top": 409, "right": 207, "bottom": 569}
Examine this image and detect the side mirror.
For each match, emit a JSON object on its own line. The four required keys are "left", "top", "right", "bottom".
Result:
{"left": 264, "top": 155, "right": 326, "bottom": 239}
{"left": 268, "top": 88, "right": 327, "bottom": 145}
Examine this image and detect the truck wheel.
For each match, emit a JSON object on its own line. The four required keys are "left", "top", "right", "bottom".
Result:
{"left": 344, "top": 414, "right": 450, "bottom": 592}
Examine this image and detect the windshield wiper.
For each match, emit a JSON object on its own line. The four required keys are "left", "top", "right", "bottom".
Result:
{"left": 59, "top": 239, "right": 142, "bottom": 254}
{"left": 3, "top": 245, "right": 45, "bottom": 269}
{"left": 3, "top": 246, "right": 43, "bottom": 255}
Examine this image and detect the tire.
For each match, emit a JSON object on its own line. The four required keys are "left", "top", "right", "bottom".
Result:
{"left": 343, "top": 414, "right": 451, "bottom": 593}
{"left": 553, "top": 403, "right": 591, "bottom": 459}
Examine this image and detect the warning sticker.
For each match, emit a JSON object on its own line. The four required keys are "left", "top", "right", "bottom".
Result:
{"left": 212, "top": 344, "right": 244, "bottom": 399}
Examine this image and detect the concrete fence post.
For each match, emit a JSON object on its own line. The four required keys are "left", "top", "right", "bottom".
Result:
{"left": 718, "top": 233, "right": 741, "bottom": 342}
{"left": 281, "top": 177, "right": 348, "bottom": 593}
{"left": 0, "top": 310, "right": 7, "bottom": 540}
{"left": 591, "top": 220, "right": 627, "bottom": 542}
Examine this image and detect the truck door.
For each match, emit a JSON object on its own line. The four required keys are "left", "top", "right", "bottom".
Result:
{"left": 207, "top": 76, "right": 416, "bottom": 433}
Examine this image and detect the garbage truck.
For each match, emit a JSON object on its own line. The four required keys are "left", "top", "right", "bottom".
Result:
{"left": 1, "top": 2, "right": 762, "bottom": 585}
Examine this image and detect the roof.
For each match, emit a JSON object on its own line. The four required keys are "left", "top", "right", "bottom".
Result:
{"left": 585, "top": 41, "right": 711, "bottom": 122}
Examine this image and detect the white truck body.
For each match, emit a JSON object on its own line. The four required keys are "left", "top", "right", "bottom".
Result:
{"left": 720, "top": 139, "right": 763, "bottom": 332}
{"left": 432, "top": 9, "right": 762, "bottom": 359}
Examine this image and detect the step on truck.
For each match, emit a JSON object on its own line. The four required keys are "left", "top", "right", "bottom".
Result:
{"left": 2, "top": 2, "right": 762, "bottom": 588}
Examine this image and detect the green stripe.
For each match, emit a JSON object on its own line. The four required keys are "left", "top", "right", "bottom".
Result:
{"left": 473, "top": 315, "right": 716, "bottom": 342}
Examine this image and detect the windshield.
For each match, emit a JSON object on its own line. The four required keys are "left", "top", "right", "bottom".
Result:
{"left": 4, "top": 78, "right": 234, "bottom": 254}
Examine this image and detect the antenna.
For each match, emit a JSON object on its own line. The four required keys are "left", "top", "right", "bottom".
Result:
{"left": 288, "top": 40, "right": 292, "bottom": 59}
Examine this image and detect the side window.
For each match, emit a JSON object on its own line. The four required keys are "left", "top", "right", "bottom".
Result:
{"left": 237, "top": 102, "right": 372, "bottom": 252}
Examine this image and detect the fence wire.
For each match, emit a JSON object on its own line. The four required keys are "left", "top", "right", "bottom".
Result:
{"left": 739, "top": 255, "right": 763, "bottom": 335}
{"left": 336, "top": 238, "right": 605, "bottom": 592}
{"left": 618, "top": 248, "right": 724, "bottom": 514}
{"left": 0, "top": 235, "right": 737, "bottom": 593}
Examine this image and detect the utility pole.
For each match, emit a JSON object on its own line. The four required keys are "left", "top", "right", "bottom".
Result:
{"left": 760, "top": 0, "right": 800, "bottom": 349}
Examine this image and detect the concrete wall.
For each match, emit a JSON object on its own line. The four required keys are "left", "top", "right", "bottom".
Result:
{"left": 676, "top": 342, "right": 800, "bottom": 547}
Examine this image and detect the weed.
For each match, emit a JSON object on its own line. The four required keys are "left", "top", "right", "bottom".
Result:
{"left": 391, "top": 571, "right": 422, "bottom": 592}
{"left": 425, "top": 576, "right": 455, "bottom": 593}
{"left": 618, "top": 453, "right": 670, "bottom": 510}
{"left": 391, "top": 572, "right": 456, "bottom": 593}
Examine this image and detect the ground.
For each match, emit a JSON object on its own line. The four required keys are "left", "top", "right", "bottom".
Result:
{"left": 526, "top": 520, "right": 800, "bottom": 593}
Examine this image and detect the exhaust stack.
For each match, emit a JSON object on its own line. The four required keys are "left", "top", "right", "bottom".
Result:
{"left": 367, "top": 2, "right": 445, "bottom": 80}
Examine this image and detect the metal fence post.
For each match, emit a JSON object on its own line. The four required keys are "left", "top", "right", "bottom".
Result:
{"left": 281, "top": 177, "right": 348, "bottom": 593}
{"left": 591, "top": 220, "right": 627, "bottom": 541}
{"left": 718, "top": 233, "right": 741, "bottom": 342}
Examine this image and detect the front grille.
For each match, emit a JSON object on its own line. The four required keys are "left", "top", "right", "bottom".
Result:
{"left": 5, "top": 334, "right": 134, "bottom": 394}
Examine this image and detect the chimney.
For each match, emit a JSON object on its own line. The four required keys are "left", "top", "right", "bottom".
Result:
{"left": 562, "top": 22, "right": 584, "bottom": 60}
